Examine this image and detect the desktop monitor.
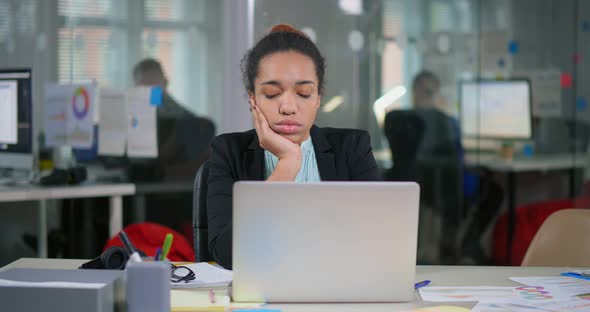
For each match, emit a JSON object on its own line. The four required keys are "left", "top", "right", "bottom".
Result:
{"left": 460, "top": 79, "right": 532, "bottom": 139}
{"left": 0, "top": 68, "right": 33, "bottom": 171}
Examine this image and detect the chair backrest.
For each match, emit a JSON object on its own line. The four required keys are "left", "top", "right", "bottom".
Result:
{"left": 413, "top": 107, "right": 459, "bottom": 160}
{"left": 384, "top": 109, "right": 463, "bottom": 252}
{"left": 383, "top": 110, "right": 425, "bottom": 181}
{"left": 193, "top": 161, "right": 212, "bottom": 262}
{"left": 522, "top": 209, "right": 590, "bottom": 267}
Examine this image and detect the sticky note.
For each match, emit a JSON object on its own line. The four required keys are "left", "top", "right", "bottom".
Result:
{"left": 577, "top": 97, "right": 587, "bottom": 112}
{"left": 150, "top": 86, "right": 163, "bottom": 107}
{"left": 131, "top": 116, "right": 138, "bottom": 128}
{"left": 582, "top": 20, "right": 590, "bottom": 32}
{"left": 522, "top": 144, "right": 534, "bottom": 157}
{"left": 561, "top": 73, "right": 572, "bottom": 88}
{"left": 497, "top": 57, "right": 506, "bottom": 68}
{"left": 508, "top": 40, "right": 519, "bottom": 54}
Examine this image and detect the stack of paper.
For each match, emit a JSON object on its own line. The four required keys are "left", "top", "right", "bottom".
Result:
{"left": 419, "top": 286, "right": 519, "bottom": 302}
{"left": 419, "top": 276, "right": 590, "bottom": 312}
{"left": 171, "top": 263, "right": 233, "bottom": 289}
{"left": 402, "top": 306, "right": 471, "bottom": 312}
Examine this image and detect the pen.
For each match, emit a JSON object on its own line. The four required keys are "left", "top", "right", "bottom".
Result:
{"left": 160, "top": 233, "right": 174, "bottom": 261}
{"left": 154, "top": 248, "right": 161, "bottom": 261}
{"left": 415, "top": 280, "right": 431, "bottom": 289}
{"left": 561, "top": 272, "right": 590, "bottom": 281}
{"left": 119, "top": 231, "right": 142, "bottom": 263}
{"left": 209, "top": 289, "right": 216, "bottom": 304}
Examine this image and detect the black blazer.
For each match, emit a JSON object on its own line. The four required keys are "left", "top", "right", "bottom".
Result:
{"left": 206, "top": 125, "right": 381, "bottom": 269}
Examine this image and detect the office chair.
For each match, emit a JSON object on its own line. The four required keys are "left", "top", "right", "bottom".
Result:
{"left": 522, "top": 209, "right": 590, "bottom": 267}
{"left": 193, "top": 161, "right": 212, "bottom": 262}
{"left": 383, "top": 110, "right": 425, "bottom": 181}
{"left": 384, "top": 109, "right": 463, "bottom": 264}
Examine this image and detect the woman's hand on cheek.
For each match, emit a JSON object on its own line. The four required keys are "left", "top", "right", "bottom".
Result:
{"left": 250, "top": 101, "right": 302, "bottom": 162}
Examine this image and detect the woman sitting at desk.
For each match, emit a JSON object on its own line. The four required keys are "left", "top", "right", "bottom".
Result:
{"left": 207, "top": 24, "right": 381, "bottom": 269}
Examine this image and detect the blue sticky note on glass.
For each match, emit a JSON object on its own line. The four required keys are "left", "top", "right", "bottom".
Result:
{"left": 508, "top": 40, "right": 519, "bottom": 54}
{"left": 497, "top": 57, "right": 506, "bottom": 68}
{"left": 576, "top": 97, "right": 587, "bottom": 112}
{"left": 522, "top": 143, "right": 534, "bottom": 157}
{"left": 150, "top": 86, "right": 163, "bottom": 107}
{"left": 582, "top": 20, "right": 590, "bottom": 32}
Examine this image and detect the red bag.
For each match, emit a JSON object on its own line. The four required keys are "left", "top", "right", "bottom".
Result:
{"left": 104, "top": 222, "right": 195, "bottom": 262}
{"left": 492, "top": 199, "right": 574, "bottom": 266}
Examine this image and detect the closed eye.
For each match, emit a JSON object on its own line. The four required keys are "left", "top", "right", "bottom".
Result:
{"left": 265, "top": 93, "right": 280, "bottom": 99}
{"left": 298, "top": 94, "right": 311, "bottom": 99}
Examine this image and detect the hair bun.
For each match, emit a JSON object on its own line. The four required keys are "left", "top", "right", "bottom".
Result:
{"left": 270, "top": 24, "right": 308, "bottom": 39}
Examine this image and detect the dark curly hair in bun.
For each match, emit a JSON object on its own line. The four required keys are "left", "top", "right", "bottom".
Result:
{"left": 241, "top": 24, "right": 326, "bottom": 95}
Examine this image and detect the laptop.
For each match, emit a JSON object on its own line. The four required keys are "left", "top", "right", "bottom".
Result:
{"left": 232, "top": 181, "right": 420, "bottom": 303}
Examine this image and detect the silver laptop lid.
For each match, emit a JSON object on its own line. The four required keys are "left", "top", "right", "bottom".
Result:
{"left": 232, "top": 182, "right": 420, "bottom": 303}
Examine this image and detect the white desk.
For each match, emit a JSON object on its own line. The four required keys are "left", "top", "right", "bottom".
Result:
{"left": 465, "top": 152, "right": 587, "bottom": 172}
{"left": 0, "top": 183, "right": 135, "bottom": 258}
{"left": 0, "top": 258, "right": 574, "bottom": 311}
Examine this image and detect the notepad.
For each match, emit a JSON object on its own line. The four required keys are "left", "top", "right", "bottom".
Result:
{"left": 171, "top": 289, "right": 230, "bottom": 312}
{"left": 171, "top": 262, "right": 233, "bottom": 289}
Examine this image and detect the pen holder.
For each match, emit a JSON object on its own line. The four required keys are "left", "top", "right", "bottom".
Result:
{"left": 126, "top": 261, "right": 170, "bottom": 312}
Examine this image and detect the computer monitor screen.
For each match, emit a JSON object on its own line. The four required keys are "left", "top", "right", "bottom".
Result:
{"left": 0, "top": 69, "right": 33, "bottom": 171}
{"left": 460, "top": 80, "right": 532, "bottom": 139}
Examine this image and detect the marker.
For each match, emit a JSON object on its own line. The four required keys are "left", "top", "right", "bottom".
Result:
{"left": 119, "top": 231, "right": 142, "bottom": 263}
{"left": 160, "top": 233, "right": 174, "bottom": 261}
{"left": 414, "top": 280, "right": 431, "bottom": 289}
{"left": 154, "top": 248, "right": 161, "bottom": 261}
{"left": 561, "top": 272, "right": 590, "bottom": 281}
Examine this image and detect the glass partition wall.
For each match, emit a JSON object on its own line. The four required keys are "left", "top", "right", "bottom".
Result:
{"left": 0, "top": 0, "right": 588, "bottom": 265}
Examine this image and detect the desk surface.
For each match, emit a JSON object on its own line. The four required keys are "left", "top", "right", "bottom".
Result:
{"left": 0, "top": 183, "right": 135, "bottom": 202}
{"left": 1, "top": 258, "right": 573, "bottom": 311}
{"left": 374, "top": 148, "right": 587, "bottom": 172}
{"left": 465, "top": 152, "right": 587, "bottom": 172}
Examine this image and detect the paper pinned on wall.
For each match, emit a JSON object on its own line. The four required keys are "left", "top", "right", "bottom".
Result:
{"left": 480, "top": 31, "right": 512, "bottom": 72}
{"left": 126, "top": 87, "right": 158, "bottom": 158}
{"left": 44, "top": 83, "right": 96, "bottom": 148}
{"left": 512, "top": 69, "right": 561, "bottom": 117}
{"left": 97, "top": 88, "right": 127, "bottom": 156}
{"left": 43, "top": 84, "right": 67, "bottom": 147}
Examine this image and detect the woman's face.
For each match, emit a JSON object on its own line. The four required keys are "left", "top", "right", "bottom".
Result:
{"left": 250, "top": 51, "right": 321, "bottom": 145}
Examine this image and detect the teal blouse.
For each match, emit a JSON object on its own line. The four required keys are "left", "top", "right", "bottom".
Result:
{"left": 263, "top": 136, "right": 321, "bottom": 182}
